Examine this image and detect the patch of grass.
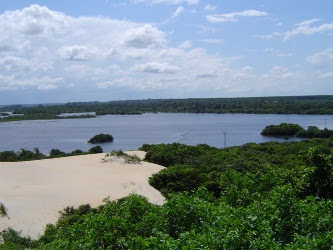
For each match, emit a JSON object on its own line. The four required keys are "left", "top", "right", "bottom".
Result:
{"left": 102, "top": 150, "right": 141, "bottom": 164}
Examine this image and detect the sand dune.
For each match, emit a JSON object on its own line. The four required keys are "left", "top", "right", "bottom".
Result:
{"left": 0, "top": 151, "right": 164, "bottom": 239}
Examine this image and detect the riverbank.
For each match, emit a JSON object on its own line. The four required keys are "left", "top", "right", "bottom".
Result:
{"left": 0, "top": 151, "right": 164, "bottom": 239}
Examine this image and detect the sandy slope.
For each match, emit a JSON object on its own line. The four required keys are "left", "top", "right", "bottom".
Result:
{"left": 0, "top": 151, "right": 164, "bottom": 239}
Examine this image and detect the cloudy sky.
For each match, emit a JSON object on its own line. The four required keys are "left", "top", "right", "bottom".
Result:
{"left": 0, "top": 0, "right": 332, "bottom": 104}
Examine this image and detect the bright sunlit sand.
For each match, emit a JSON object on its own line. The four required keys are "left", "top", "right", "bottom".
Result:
{"left": 0, "top": 151, "right": 164, "bottom": 239}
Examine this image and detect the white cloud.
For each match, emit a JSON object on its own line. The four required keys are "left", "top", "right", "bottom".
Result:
{"left": 172, "top": 6, "right": 184, "bottom": 18}
{"left": 261, "top": 66, "right": 295, "bottom": 80}
{"left": 132, "top": 62, "right": 181, "bottom": 73}
{"left": 204, "top": 4, "right": 216, "bottom": 11}
{"left": 307, "top": 48, "right": 333, "bottom": 66}
{"left": 254, "top": 32, "right": 281, "bottom": 40}
{"left": 96, "top": 79, "right": 126, "bottom": 88}
{"left": 0, "top": 74, "right": 63, "bottom": 90}
{"left": 200, "top": 39, "right": 224, "bottom": 44}
{"left": 206, "top": 10, "right": 268, "bottom": 23}
{"left": 255, "top": 19, "right": 333, "bottom": 41}
{"left": 263, "top": 48, "right": 292, "bottom": 57}
{"left": 0, "top": 4, "right": 69, "bottom": 36}
{"left": 295, "top": 18, "right": 320, "bottom": 27}
{"left": 194, "top": 71, "right": 217, "bottom": 78}
{"left": 319, "top": 72, "right": 333, "bottom": 79}
{"left": 284, "top": 21, "right": 333, "bottom": 41}
{"left": 0, "top": 56, "right": 31, "bottom": 71}
{"left": 58, "top": 45, "right": 96, "bottom": 61}
{"left": 37, "top": 83, "right": 58, "bottom": 90}
{"left": 178, "top": 40, "right": 192, "bottom": 49}
{"left": 124, "top": 24, "right": 166, "bottom": 48}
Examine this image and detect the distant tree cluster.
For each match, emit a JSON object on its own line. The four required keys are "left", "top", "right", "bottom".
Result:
{"left": 88, "top": 134, "right": 113, "bottom": 144}
{"left": 261, "top": 123, "right": 333, "bottom": 139}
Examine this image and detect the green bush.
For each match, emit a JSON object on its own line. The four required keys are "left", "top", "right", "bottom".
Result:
{"left": 88, "top": 133, "right": 113, "bottom": 144}
{"left": 49, "top": 149, "right": 66, "bottom": 158}
{"left": 88, "top": 146, "right": 103, "bottom": 154}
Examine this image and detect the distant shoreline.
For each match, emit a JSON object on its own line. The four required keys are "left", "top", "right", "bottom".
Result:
{"left": 1, "top": 95, "right": 333, "bottom": 123}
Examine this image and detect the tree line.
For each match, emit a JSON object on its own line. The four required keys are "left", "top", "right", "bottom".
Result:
{"left": 1, "top": 95, "right": 333, "bottom": 122}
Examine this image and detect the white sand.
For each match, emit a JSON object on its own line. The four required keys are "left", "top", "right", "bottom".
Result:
{"left": 0, "top": 151, "right": 164, "bottom": 239}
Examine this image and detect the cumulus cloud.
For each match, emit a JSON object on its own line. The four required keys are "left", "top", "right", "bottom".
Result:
{"left": 58, "top": 45, "right": 96, "bottom": 61}
{"left": 178, "top": 40, "right": 192, "bottom": 49}
{"left": 2, "top": 4, "right": 324, "bottom": 100}
{"left": 206, "top": 10, "right": 268, "bottom": 23}
{"left": 132, "top": 62, "right": 181, "bottom": 73}
{"left": 96, "top": 79, "right": 126, "bottom": 88}
{"left": 124, "top": 24, "right": 166, "bottom": 48}
{"left": 194, "top": 71, "right": 217, "bottom": 78}
{"left": 0, "top": 56, "right": 31, "bottom": 71}
{"left": 172, "top": 6, "right": 184, "bottom": 18}
{"left": 306, "top": 48, "right": 333, "bottom": 66}
{"left": 261, "top": 66, "right": 295, "bottom": 80}
{"left": 0, "top": 74, "right": 63, "bottom": 90}
{"left": 204, "top": 4, "right": 216, "bottom": 11}
{"left": 0, "top": 4, "right": 69, "bottom": 36}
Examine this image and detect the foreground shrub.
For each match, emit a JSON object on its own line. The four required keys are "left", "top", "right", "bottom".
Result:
{"left": 88, "top": 146, "right": 103, "bottom": 154}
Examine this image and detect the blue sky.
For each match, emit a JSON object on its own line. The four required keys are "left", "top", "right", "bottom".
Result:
{"left": 0, "top": 0, "right": 332, "bottom": 104}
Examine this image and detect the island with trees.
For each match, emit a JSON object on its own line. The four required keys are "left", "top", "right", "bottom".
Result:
{"left": 261, "top": 123, "right": 333, "bottom": 139}
{"left": 88, "top": 134, "right": 114, "bottom": 144}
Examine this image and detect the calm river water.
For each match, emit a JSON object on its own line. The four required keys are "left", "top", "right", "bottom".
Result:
{"left": 0, "top": 113, "right": 332, "bottom": 154}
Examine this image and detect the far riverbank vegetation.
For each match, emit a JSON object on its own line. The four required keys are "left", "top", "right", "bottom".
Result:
{"left": 1, "top": 95, "right": 333, "bottom": 123}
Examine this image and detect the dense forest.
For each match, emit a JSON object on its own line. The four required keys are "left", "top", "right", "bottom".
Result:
{"left": 0, "top": 95, "right": 333, "bottom": 122}
{"left": 1, "top": 138, "right": 332, "bottom": 249}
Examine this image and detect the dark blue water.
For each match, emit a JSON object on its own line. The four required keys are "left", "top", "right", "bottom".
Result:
{"left": 0, "top": 113, "right": 332, "bottom": 154}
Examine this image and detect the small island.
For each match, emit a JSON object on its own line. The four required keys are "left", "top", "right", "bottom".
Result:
{"left": 88, "top": 133, "right": 114, "bottom": 144}
{"left": 261, "top": 123, "right": 333, "bottom": 139}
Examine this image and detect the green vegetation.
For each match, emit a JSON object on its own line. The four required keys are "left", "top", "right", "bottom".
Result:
{"left": 0, "top": 203, "right": 7, "bottom": 218}
{"left": 88, "top": 133, "right": 113, "bottom": 144}
{"left": 102, "top": 150, "right": 141, "bottom": 164}
{"left": 1, "top": 139, "right": 333, "bottom": 249}
{"left": 88, "top": 146, "right": 103, "bottom": 154}
{"left": 0, "top": 147, "right": 103, "bottom": 162}
{"left": 1, "top": 95, "right": 333, "bottom": 122}
{"left": 261, "top": 123, "right": 304, "bottom": 136}
{"left": 262, "top": 123, "right": 333, "bottom": 138}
